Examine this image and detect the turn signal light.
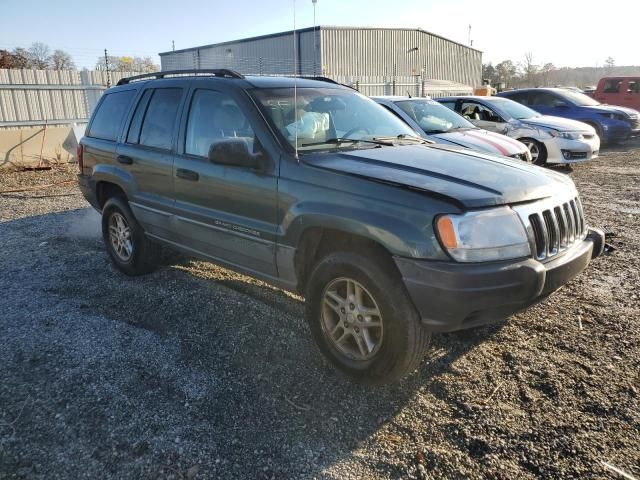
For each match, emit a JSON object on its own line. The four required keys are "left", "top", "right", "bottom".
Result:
{"left": 436, "top": 216, "right": 458, "bottom": 249}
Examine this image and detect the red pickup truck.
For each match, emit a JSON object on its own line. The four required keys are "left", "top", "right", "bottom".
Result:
{"left": 593, "top": 77, "right": 640, "bottom": 110}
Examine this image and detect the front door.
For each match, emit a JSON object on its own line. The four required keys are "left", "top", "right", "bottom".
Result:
{"left": 172, "top": 85, "right": 279, "bottom": 277}
{"left": 458, "top": 101, "right": 508, "bottom": 134}
{"left": 622, "top": 79, "right": 640, "bottom": 110}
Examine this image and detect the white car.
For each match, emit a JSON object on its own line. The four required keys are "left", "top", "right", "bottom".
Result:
{"left": 372, "top": 96, "right": 532, "bottom": 162}
{"left": 435, "top": 96, "right": 600, "bottom": 166}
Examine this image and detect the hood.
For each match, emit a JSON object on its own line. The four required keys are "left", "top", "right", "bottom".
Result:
{"left": 431, "top": 129, "right": 527, "bottom": 156}
{"left": 520, "top": 115, "right": 594, "bottom": 132}
{"left": 582, "top": 104, "right": 640, "bottom": 117}
{"left": 304, "top": 144, "right": 575, "bottom": 209}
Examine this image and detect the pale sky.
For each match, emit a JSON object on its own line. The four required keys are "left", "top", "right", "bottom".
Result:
{"left": 3, "top": 0, "right": 638, "bottom": 69}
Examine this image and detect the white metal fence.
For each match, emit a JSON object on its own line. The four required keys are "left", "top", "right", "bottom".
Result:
{"left": 0, "top": 69, "right": 140, "bottom": 129}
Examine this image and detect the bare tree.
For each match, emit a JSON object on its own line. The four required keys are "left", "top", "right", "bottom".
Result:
{"left": 495, "top": 60, "right": 518, "bottom": 87}
{"left": 27, "top": 42, "right": 51, "bottom": 69}
{"left": 50, "top": 49, "right": 75, "bottom": 70}
{"left": 604, "top": 56, "right": 615, "bottom": 74}
{"left": 541, "top": 63, "right": 556, "bottom": 86}
{"left": 522, "top": 52, "right": 538, "bottom": 85}
{"left": 10, "top": 47, "right": 31, "bottom": 69}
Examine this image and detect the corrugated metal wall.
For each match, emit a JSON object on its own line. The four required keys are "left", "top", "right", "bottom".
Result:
{"left": 320, "top": 28, "right": 481, "bottom": 87}
{"left": 161, "top": 29, "right": 321, "bottom": 75}
{"left": 0, "top": 69, "right": 139, "bottom": 128}
{"left": 159, "top": 27, "right": 481, "bottom": 87}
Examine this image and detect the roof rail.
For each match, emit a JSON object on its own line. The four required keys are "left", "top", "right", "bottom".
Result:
{"left": 280, "top": 75, "right": 356, "bottom": 90}
{"left": 116, "top": 69, "right": 245, "bottom": 86}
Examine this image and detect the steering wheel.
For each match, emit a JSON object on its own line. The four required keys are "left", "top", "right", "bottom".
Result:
{"left": 342, "top": 127, "right": 371, "bottom": 139}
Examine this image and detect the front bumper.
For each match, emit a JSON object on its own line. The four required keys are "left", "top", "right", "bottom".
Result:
{"left": 544, "top": 136, "right": 600, "bottom": 164}
{"left": 395, "top": 228, "right": 604, "bottom": 332}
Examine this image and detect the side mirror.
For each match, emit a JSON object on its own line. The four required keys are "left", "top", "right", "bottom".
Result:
{"left": 208, "top": 139, "right": 264, "bottom": 171}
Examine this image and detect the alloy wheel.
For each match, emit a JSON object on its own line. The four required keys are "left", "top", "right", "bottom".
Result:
{"left": 108, "top": 212, "right": 133, "bottom": 262}
{"left": 321, "top": 277, "right": 384, "bottom": 361}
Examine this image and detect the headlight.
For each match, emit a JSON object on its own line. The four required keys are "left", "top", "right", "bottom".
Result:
{"left": 435, "top": 207, "right": 531, "bottom": 262}
{"left": 549, "top": 130, "right": 583, "bottom": 140}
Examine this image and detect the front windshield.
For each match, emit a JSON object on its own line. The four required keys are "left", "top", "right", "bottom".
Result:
{"left": 556, "top": 89, "right": 601, "bottom": 106}
{"left": 490, "top": 98, "right": 540, "bottom": 120}
{"left": 395, "top": 99, "right": 475, "bottom": 133}
{"left": 252, "top": 87, "right": 417, "bottom": 151}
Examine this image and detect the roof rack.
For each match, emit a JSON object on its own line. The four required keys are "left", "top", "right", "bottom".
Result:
{"left": 116, "top": 69, "right": 245, "bottom": 86}
{"left": 279, "top": 75, "right": 356, "bottom": 90}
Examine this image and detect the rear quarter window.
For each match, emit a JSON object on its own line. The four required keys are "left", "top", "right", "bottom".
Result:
{"left": 87, "top": 90, "right": 135, "bottom": 141}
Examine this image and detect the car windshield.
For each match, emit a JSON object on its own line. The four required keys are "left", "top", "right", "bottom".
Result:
{"left": 251, "top": 87, "right": 418, "bottom": 151}
{"left": 490, "top": 98, "right": 540, "bottom": 120}
{"left": 556, "top": 89, "right": 601, "bottom": 106}
{"left": 395, "top": 99, "right": 475, "bottom": 133}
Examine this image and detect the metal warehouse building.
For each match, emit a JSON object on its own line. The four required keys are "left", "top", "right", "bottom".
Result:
{"left": 159, "top": 26, "right": 482, "bottom": 96}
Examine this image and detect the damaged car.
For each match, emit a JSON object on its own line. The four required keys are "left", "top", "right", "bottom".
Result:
{"left": 78, "top": 71, "right": 604, "bottom": 383}
{"left": 373, "top": 96, "right": 532, "bottom": 162}
{"left": 436, "top": 96, "right": 600, "bottom": 166}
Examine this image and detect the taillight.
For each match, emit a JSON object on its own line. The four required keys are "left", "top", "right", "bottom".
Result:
{"left": 77, "top": 144, "right": 84, "bottom": 174}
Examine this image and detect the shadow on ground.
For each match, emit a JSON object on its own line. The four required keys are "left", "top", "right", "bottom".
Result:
{"left": 0, "top": 208, "right": 504, "bottom": 479}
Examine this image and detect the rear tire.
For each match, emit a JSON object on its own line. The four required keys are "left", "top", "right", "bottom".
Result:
{"left": 101, "top": 196, "right": 160, "bottom": 276}
{"left": 304, "top": 251, "right": 431, "bottom": 383}
{"left": 519, "top": 138, "right": 547, "bottom": 166}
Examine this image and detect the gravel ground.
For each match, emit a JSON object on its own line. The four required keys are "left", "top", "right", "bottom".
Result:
{"left": 0, "top": 149, "right": 638, "bottom": 480}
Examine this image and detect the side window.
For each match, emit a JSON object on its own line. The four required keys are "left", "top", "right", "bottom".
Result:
{"left": 507, "top": 92, "right": 528, "bottom": 105}
{"left": 603, "top": 79, "right": 622, "bottom": 94}
{"left": 126, "top": 90, "right": 153, "bottom": 144}
{"left": 460, "top": 102, "right": 501, "bottom": 122}
{"left": 439, "top": 101, "right": 456, "bottom": 111}
{"left": 385, "top": 103, "right": 415, "bottom": 122}
{"left": 138, "top": 88, "right": 183, "bottom": 150}
{"left": 628, "top": 80, "right": 639, "bottom": 94}
{"left": 185, "top": 89, "right": 255, "bottom": 158}
{"left": 529, "top": 92, "right": 556, "bottom": 107}
{"left": 87, "top": 90, "right": 135, "bottom": 141}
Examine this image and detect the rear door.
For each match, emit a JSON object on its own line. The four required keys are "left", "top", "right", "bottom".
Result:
{"left": 171, "top": 83, "right": 279, "bottom": 277}
{"left": 117, "top": 81, "right": 188, "bottom": 238}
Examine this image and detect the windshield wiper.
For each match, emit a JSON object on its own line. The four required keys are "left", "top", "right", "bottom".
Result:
{"left": 373, "top": 134, "right": 431, "bottom": 144}
{"left": 300, "top": 137, "right": 395, "bottom": 147}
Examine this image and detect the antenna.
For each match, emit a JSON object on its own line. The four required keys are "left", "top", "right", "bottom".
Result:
{"left": 293, "top": 0, "right": 299, "bottom": 160}
{"left": 468, "top": 24, "right": 472, "bottom": 46}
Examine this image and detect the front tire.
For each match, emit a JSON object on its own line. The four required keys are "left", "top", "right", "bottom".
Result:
{"left": 305, "top": 251, "right": 431, "bottom": 383}
{"left": 519, "top": 138, "right": 547, "bottom": 166}
{"left": 102, "top": 196, "right": 160, "bottom": 276}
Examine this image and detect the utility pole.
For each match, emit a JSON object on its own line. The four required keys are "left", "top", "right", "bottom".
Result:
{"left": 104, "top": 49, "right": 111, "bottom": 87}
{"left": 172, "top": 40, "right": 175, "bottom": 51}
{"left": 312, "top": 0, "right": 318, "bottom": 75}
{"left": 468, "top": 24, "right": 472, "bottom": 46}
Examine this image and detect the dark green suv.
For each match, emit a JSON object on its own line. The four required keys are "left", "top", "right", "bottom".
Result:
{"left": 78, "top": 70, "right": 604, "bottom": 383}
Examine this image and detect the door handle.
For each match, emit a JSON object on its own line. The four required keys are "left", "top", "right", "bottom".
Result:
{"left": 117, "top": 155, "right": 133, "bottom": 165}
{"left": 176, "top": 168, "right": 199, "bottom": 181}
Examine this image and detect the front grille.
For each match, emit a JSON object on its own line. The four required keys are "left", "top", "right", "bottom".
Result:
{"left": 631, "top": 117, "right": 640, "bottom": 129}
{"left": 514, "top": 195, "right": 587, "bottom": 261}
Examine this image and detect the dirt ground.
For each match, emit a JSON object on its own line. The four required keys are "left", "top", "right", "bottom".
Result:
{"left": 0, "top": 145, "right": 638, "bottom": 480}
